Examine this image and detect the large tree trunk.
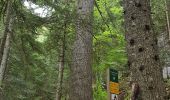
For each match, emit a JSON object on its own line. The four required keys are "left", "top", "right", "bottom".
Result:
{"left": 0, "top": 0, "right": 13, "bottom": 86}
{"left": 56, "top": 24, "right": 66, "bottom": 100}
{"left": 69, "top": 0, "right": 94, "bottom": 100}
{"left": 123, "top": 0, "right": 166, "bottom": 100}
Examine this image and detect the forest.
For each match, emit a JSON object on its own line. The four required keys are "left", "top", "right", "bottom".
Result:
{"left": 0, "top": 0, "right": 170, "bottom": 100}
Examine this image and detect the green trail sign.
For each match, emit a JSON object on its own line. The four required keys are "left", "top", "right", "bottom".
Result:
{"left": 107, "top": 68, "right": 119, "bottom": 99}
{"left": 109, "top": 69, "right": 118, "bottom": 83}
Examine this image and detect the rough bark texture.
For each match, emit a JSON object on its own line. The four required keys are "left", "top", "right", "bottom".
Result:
{"left": 56, "top": 24, "right": 66, "bottom": 100}
{"left": 123, "top": 0, "right": 166, "bottom": 100}
{"left": 69, "top": 0, "right": 94, "bottom": 100}
{"left": 118, "top": 90, "right": 126, "bottom": 100}
{"left": 0, "top": 0, "right": 12, "bottom": 64}
{"left": 0, "top": 0, "right": 13, "bottom": 86}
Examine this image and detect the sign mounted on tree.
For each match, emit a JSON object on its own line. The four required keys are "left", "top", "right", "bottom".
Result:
{"left": 109, "top": 68, "right": 119, "bottom": 94}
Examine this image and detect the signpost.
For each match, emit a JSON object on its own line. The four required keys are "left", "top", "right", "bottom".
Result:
{"left": 107, "top": 68, "right": 119, "bottom": 100}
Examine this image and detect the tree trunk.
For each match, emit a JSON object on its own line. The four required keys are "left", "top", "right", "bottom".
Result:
{"left": 164, "top": 0, "right": 170, "bottom": 41}
{"left": 118, "top": 90, "right": 126, "bottom": 100}
{"left": 123, "top": 0, "right": 166, "bottom": 100}
{"left": 167, "top": 0, "right": 170, "bottom": 24}
{"left": 69, "top": 0, "right": 94, "bottom": 100}
{"left": 0, "top": 34, "right": 7, "bottom": 64}
{"left": 0, "top": 0, "right": 12, "bottom": 64}
{"left": 0, "top": 0, "right": 13, "bottom": 86}
{"left": 56, "top": 24, "right": 66, "bottom": 100}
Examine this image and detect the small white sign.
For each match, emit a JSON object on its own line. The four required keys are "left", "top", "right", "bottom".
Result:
{"left": 111, "top": 94, "right": 118, "bottom": 100}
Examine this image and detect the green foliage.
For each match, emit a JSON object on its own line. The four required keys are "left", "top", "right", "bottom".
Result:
{"left": 93, "top": 80, "right": 107, "bottom": 100}
{"left": 151, "top": 0, "right": 166, "bottom": 34}
{"left": 2, "top": 0, "right": 167, "bottom": 99}
{"left": 1, "top": 0, "right": 128, "bottom": 99}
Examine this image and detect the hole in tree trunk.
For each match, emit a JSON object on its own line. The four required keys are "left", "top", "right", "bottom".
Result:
{"left": 138, "top": 47, "right": 144, "bottom": 52}
{"left": 143, "top": 9, "right": 147, "bottom": 12}
{"left": 135, "top": 2, "right": 142, "bottom": 7}
{"left": 145, "top": 37, "right": 148, "bottom": 40}
{"left": 131, "top": 16, "right": 135, "bottom": 20}
{"left": 154, "top": 55, "right": 159, "bottom": 61}
{"left": 145, "top": 25, "right": 150, "bottom": 31}
{"left": 127, "top": 61, "right": 131, "bottom": 69}
{"left": 130, "top": 39, "right": 135, "bottom": 46}
{"left": 148, "top": 86, "right": 153, "bottom": 90}
{"left": 139, "top": 65, "right": 144, "bottom": 72}
{"left": 155, "top": 39, "right": 158, "bottom": 45}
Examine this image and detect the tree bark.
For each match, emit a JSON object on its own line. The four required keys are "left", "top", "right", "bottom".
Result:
{"left": 118, "top": 90, "right": 126, "bottom": 100}
{"left": 0, "top": 0, "right": 13, "bottom": 86}
{"left": 123, "top": 0, "right": 166, "bottom": 100}
{"left": 164, "top": 0, "right": 170, "bottom": 41}
{"left": 0, "top": 34, "right": 7, "bottom": 65}
{"left": 56, "top": 23, "right": 66, "bottom": 100}
{"left": 167, "top": 0, "right": 170, "bottom": 24}
{"left": 0, "top": 0, "right": 12, "bottom": 64}
{"left": 69, "top": 0, "right": 94, "bottom": 100}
